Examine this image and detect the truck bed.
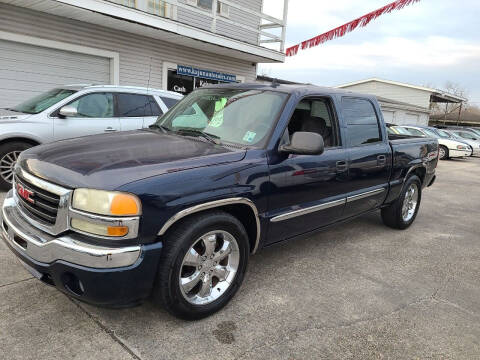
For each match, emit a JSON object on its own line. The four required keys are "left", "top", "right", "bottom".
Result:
{"left": 384, "top": 135, "right": 438, "bottom": 203}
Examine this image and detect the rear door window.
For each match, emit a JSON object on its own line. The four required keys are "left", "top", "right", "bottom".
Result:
{"left": 116, "top": 93, "right": 151, "bottom": 117}
{"left": 342, "top": 98, "right": 382, "bottom": 147}
{"left": 145, "top": 96, "right": 163, "bottom": 116}
{"left": 161, "top": 96, "right": 180, "bottom": 109}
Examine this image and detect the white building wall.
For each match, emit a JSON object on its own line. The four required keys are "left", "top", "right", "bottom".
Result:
{"left": 379, "top": 104, "right": 430, "bottom": 126}
{"left": 342, "top": 81, "right": 432, "bottom": 109}
{"left": 0, "top": 3, "right": 257, "bottom": 91}
{"left": 177, "top": 0, "right": 262, "bottom": 45}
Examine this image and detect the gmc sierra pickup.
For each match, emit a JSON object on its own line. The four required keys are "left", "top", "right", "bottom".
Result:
{"left": 1, "top": 83, "right": 438, "bottom": 320}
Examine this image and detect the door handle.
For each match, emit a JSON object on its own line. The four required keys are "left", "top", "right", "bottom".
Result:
{"left": 336, "top": 161, "right": 348, "bottom": 173}
{"left": 377, "top": 155, "right": 387, "bottom": 165}
{"left": 104, "top": 127, "right": 117, "bottom": 132}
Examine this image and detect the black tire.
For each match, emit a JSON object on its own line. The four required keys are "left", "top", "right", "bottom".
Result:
{"left": 0, "top": 141, "right": 33, "bottom": 190}
{"left": 381, "top": 175, "right": 422, "bottom": 230}
{"left": 439, "top": 145, "right": 449, "bottom": 160}
{"left": 153, "top": 210, "right": 249, "bottom": 320}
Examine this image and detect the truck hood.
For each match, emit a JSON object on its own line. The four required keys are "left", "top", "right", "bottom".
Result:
{"left": 18, "top": 130, "right": 246, "bottom": 190}
{"left": 0, "top": 108, "right": 32, "bottom": 122}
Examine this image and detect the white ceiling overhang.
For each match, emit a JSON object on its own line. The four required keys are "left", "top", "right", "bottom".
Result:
{"left": 1, "top": 0, "right": 285, "bottom": 63}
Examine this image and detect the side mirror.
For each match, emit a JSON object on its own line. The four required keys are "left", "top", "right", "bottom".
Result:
{"left": 59, "top": 105, "right": 78, "bottom": 118}
{"left": 279, "top": 131, "right": 325, "bottom": 156}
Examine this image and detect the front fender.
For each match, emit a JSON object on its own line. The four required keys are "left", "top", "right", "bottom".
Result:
{"left": 117, "top": 152, "right": 270, "bottom": 247}
{"left": 0, "top": 121, "right": 53, "bottom": 145}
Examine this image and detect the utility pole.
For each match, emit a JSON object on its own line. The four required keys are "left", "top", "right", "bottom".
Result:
{"left": 444, "top": 103, "right": 448, "bottom": 125}
{"left": 457, "top": 102, "right": 463, "bottom": 126}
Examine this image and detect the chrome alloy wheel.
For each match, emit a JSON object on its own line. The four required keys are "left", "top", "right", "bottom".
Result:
{"left": 179, "top": 230, "right": 240, "bottom": 305}
{"left": 402, "top": 183, "right": 419, "bottom": 222}
{"left": 439, "top": 147, "right": 446, "bottom": 159}
{"left": 0, "top": 151, "right": 21, "bottom": 184}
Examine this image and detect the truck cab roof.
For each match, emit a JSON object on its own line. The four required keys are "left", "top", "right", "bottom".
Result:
{"left": 204, "top": 82, "right": 376, "bottom": 100}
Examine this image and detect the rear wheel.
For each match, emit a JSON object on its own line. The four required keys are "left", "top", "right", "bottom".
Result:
{"left": 381, "top": 175, "right": 422, "bottom": 230}
{"left": 153, "top": 211, "right": 249, "bottom": 320}
{"left": 438, "top": 145, "right": 449, "bottom": 160}
{"left": 0, "top": 142, "right": 33, "bottom": 190}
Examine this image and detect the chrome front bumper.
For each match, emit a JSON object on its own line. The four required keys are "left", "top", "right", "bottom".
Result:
{"left": 1, "top": 191, "right": 141, "bottom": 269}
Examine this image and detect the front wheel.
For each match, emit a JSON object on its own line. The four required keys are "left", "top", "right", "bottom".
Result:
{"left": 0, "top": 141, "right": 33, "bottom": 190}
{"left": 381, "top": 175, "right": 422, "bottom": 230}
{"left": 438, "top": 145, "right": 449, "bottom": 160}
{"left": 153, "top": 211, "right": 249, "bottom": 320}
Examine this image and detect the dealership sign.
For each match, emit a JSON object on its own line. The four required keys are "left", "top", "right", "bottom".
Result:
{"left": 177, "top": 65, "right": 236, "bottom": 83}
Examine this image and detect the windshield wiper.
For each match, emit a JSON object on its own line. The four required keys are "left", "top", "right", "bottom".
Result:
{"left": 149, "top": 124, "right": 172, "bottom": 133}
{"left": 175, "top": 128, "right": 221, "bottom": 145}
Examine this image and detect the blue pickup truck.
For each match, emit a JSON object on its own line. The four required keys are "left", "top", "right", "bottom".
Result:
{"left": 1, "top": 83, "right": 438, "bottom": 319}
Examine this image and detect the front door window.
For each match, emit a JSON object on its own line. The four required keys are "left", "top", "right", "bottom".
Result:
{"left": 68, "top": 93, "right": 114, "bottom": 118}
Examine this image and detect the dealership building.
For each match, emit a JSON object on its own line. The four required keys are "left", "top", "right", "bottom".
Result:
{"left": 337, "top": 78, "right": 465, "bottom": 126}
{"left": 0, "top": 0, "right": 288, "bottom": 107}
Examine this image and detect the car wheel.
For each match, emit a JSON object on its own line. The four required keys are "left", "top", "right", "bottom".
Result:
{"left": 381, "top": 175, "right": 422, "bottom": 230}
{"left": 0, "top": 142, "right": 33, "bottom": 190}
{"left": 438, "top": 145, "right": 449, "bottom": 160}
{"left": 153, "top": 210, "right": 249, "bottom": 320}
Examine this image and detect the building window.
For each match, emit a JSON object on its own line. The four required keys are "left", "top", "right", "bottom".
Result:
{"left": 217, "top": 1, "right": 229, "bottom": 17}
{"left": 198, "top": 0, "right": 212, "bottom": 10}
{"left": 167, "top": 70, "right": 195, "bottom": 95}
{"left": 186, "top": 0, "right": 229, "bottom": 16}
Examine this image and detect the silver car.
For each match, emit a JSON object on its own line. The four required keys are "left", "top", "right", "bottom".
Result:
{"left": 0, "top": 85, "right": 182, "bottom": 189}
{"left": 445, "top": 129, "right": 480, "bottom": 156}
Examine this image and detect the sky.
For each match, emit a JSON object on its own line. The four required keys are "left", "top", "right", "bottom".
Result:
{"left": 260, "top": 0, "right": 480, "bottom": 105}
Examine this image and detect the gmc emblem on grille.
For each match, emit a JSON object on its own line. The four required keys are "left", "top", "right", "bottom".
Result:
{"left": 17, "top": 183, "right": 35, "bottom": 204}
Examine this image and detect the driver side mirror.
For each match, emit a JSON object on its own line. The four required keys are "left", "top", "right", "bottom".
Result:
{"left": 279, "top": 131, "right": 325, "bottom": 156}
{"left": 59, "top": 105, "right": 78, "bottom": 118}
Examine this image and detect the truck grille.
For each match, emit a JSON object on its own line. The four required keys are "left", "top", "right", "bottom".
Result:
{"left": 14, "top": 175, "right": 60, "bottom": 225}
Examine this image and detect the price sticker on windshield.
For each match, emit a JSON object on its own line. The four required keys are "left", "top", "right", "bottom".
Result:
{"left": 243, "top": 131, "right": 256, "bottom": 143}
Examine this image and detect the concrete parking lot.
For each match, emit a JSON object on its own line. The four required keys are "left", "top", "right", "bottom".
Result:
{"left": 1, "top": 158, "right": 479, "bottom": 360}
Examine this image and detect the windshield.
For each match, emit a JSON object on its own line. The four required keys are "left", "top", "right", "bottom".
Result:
{"left": 435, "top": 129, "right": 452, "bottom": 139}
{"left": 448, "top": 132, "right": 463, "bottom": 140}
{"left": 468, "top": 128, "right": 480, "bottom": 136}
{"left": 11, "top": 88, "right": 77, "bottom": 114}
{"left": 455, "top": 131, "right": 477, "bottom": 140}
{"left": 422, "top": 128, "right": 440, "bottom": 138}
{"left": 156, "top": 88, "right": 288, "bottom": 147}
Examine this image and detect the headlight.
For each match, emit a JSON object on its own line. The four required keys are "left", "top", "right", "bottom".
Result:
{"left": 72, "top": 189, "right": 141, "bottom": 216}
{"left": 71, "top": 189, "right": 141, "bottom": 238}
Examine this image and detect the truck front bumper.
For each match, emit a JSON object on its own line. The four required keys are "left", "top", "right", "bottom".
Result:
{"left": 1, "top": 191, "right": 162, "bottom": 306}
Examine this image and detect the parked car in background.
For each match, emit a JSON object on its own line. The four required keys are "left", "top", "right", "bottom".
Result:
{"left": 400, "top": 125, "right": 471, "bottom": 160}
{"left": 444, "top": 130, "right": 480, "bottom": 156}
{"left": 0, "top": 85, "right": 182, "bottom": 189}
{"left": 1, "top": 84, "right": 438, "bottom": 319}
{"left": 435, "top": 125, "right": 480, "bottom": 138}
{"left": 386, "top": 123, "right": 414, "bottom": 136}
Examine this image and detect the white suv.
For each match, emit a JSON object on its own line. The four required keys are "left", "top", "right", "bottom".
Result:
{"left": 0, "top": 85, "right": 182, "bottom": 189}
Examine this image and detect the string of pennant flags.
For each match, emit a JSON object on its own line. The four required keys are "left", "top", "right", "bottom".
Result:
{"left": 285, "top": 0, "right": 422, "bottom": 57}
